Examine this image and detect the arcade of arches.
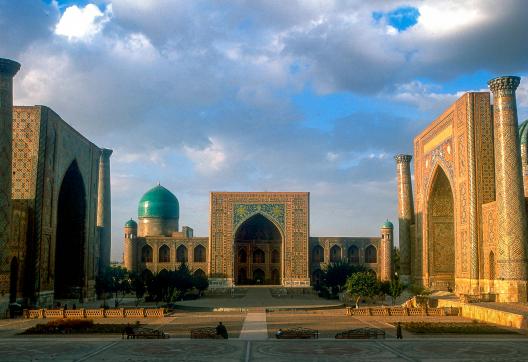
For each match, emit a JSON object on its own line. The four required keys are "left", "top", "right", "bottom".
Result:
{"left": 126, "top": 192, "right": 387, "bottom": 287}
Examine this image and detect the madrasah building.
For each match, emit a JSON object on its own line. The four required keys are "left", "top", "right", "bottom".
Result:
{"left": 123, "top": 188, "right": 394, "bottom": 287}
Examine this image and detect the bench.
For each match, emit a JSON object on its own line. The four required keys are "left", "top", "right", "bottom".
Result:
{"left": 123, "top": 326, "right": 169, "bottom": 339}
{"left": 335, "top": 328, "right": 385, "bottom": 339}
{"left": 276, "top": 327, "right": 319, "bottom": 339}
{"left": 190, "top": 327, "right": 223, "bottom": 339}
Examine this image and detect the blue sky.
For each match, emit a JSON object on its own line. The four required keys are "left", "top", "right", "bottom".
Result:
{"left": 2, "top": 0, "right": 528, "bottom": 261}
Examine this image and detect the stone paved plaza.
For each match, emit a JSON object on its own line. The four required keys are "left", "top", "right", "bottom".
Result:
{"left": 0, "top": 289, "right": 527, "bottom": 360}
{"left": 0, "top": 337, "right": 528, "bottom": 361}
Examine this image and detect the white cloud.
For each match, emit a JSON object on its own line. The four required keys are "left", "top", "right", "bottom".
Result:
{"left": 183, "top": 138, "right": 226, "bottom": 174}
{"left": 55, "top": 3, "right": 112, "bottom": 41}
{"left": 415, "top": 2, "right": 488, "bottom": 36}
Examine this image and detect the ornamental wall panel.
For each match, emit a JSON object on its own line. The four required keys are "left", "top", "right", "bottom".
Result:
{"left": 209, "top": 192, "right": 310, "bottom": 287}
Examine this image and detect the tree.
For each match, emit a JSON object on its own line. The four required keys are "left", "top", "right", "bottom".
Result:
{"left": 173, "top": 263, "right": 193, "bottom": 300}
{"left": 392, "top": 247, "right": 401, "bottom": 275}
{"left": 96, "top": 266, "right": 130, "bottom": 307}
{"left": 130, "top": 273, "right": 146, "bottom": 305}
{"left": 345, "top": 272, "right": 380, "bottom": 308}
{"left": 193, "top": 274, "right": 209, "bottom": 296}
{"left": 322, "top": 261, "right": 367, "bottom": 298}
{"left": 389, "top": 275, "right": 405, "bottom": 305}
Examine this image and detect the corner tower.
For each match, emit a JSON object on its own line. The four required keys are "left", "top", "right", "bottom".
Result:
{"left": 380, "top": 220, "right": 394, "bottom": 281}
{"left": 123, "top": 219, "right": 138, "bottom": 272}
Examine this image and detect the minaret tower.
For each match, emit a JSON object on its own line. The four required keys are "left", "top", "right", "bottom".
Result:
{"left": 0, "top": 58, "right": 20, "bottom": 273}
{"left": 123, "top": 219, "right": 138, "bottom": 273}
{"left": 97, "top": 148, "right": 113, "bottom": 273}
{"left": 380, "top": 220, "right": 394, "bottom": 281}
{"left": 488, "top": 76, "right": 528, "bottom": 302}
{"left": 394, "top": 154, "right": 414, "bottom": 283}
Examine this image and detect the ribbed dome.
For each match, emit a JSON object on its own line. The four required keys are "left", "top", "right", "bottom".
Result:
{"left": 381, "top": 220, "right": 393, "bottom": 229}
{"left": 124, "top": 219, "right": 137, "bottom": 228}
{"left": 138, "top": 185, "right": 179, "bottom": 219}
{"left": 519, "top": 119, "right": 528, "bottom": 145}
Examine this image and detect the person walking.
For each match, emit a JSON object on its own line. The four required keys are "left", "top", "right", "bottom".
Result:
{"left": 396, "top": 322, "right": 403, "bottom": 339}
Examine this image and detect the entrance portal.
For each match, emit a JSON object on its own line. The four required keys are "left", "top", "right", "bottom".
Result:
{"left": 234, "top": 214, "right": 281, "bottom": 285}
{"left": 427, "top": 167, "right": 455, "bottom": 290}
{"left": 54, "top": 161, "right": 86, "bottom": 299}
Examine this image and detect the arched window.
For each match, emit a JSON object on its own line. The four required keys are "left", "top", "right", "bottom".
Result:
{"left": 312, "top": 269, "right": 322, "bottom": 285}
{"left": 253, "top": 268, "right": 265, "bottom": 284}
{"left": 194, "top": 269, "right": 206, "bottom": 278}
{"left": 238, "top": 267, "right": 247, "bottom": 283}
{"left": 312, "top": 245, "right": 324, "bottom": 263}
{"left": 330, "top": 245, "right": 341, "bottom": 262}
{"left": 271, "top": 269, "right": 280, "bottom": 284}
{"left": 158, "top": 245, "right": 170, "bottom": 263}
{"left": 238, "top": 248, "right": 247, "bottom": 263}
{"left": 176, "top": 245, "right": 188, "bottom": 262}
{"left": 348, "top": 245, "right": 359, "bottom": 264}
{"left": 194, "top": 245, "right": 206, "bottom": 262}
{"left": 141, "top": 245, "right": 153, "bottom": 263}
{"left": 253, "top": 248, "right": 265, "bottom": 263}
{"left": 271, "top": 249, "right": 280, "bottom": 263}
{"left": 365, "top": 245, "right": 377, "bottom": 263}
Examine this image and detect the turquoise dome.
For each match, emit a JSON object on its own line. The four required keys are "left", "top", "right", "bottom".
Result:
{"left": 138, "top": 185, "right": 179, "bottom": 219}
{"left": 381, "top": 220, "right": 393, "bottom": 229}
{"left": 519, "top": 120, "right": 528, "bottom": 145}
{"left": 124, "top": 219, "right": 137, "bottom": 228}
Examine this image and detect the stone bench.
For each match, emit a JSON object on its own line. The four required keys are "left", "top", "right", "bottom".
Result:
{"left": 335, "top": 327, "right": 385, "bottom": 339}
{"left": 124, "top": 326, "right": 168, "bottom": 339}
{"left": 190, "top": 327, "right": 222, "bottom": 339}
{"left": 276, "top": 327, "right": 319, "bottom": 339}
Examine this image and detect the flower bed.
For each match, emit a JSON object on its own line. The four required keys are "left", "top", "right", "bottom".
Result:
{"left": 398, "top": 322, "right": 518, "bottom": 334}
{"left": 22, "top": 319, "right": 137, "bottom": 334}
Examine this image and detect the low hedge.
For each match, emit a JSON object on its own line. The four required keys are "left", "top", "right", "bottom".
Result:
{"left": 398, "top": 322, "right": 517, "bottom": 334}
{"left": 23, "top": 319, "right": 138, "bottom": 334}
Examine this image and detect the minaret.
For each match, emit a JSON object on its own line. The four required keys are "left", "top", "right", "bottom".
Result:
{"left": 488, "top": 76, "right": 528, "bottom": 302}
{"left": 97, "top": 148, "right": 112, "bottom": 273}
{"left": 380, "top": 220, "right": 394, "bottom": 281}
{"left": 0, "top": 58, "right": 20, "bottom": 270}
{"left": 394, "top": 154, "right": 414, "bottom": 283}
{"left": 123, "top": 219, "right": 138, "bottom": 272}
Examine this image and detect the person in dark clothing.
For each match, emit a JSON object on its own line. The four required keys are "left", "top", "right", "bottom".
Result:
{"left": 396, "top": 322, "right": 403, "bottom": 339}
{"left": 216, "top": 322, "right": 228, "bottom": 339}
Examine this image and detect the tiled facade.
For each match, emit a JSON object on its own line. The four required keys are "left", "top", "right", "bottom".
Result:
{"left": 398, "top": 76, "right": 528, "bottom": 302}
{"left": 125, "top": 191, "right": 392, "bottom": 287}
{"left": 0, "top": 58, "right": 111, "bottom": 314}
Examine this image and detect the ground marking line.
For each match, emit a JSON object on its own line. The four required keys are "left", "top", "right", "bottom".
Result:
{"left": 245, "top": 341, "right": 251, "bottom": 362}
{"left": 377, "top": 341, "right": 417, "bottom": 362}
{"left": 74, "top": 341, "right": 118, "bottom": 362}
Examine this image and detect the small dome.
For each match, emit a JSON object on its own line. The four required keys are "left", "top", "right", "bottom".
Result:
{"left": 381, "top": 220, "right": 393, "bottom": 229}
{"left": 124, "top": 219, "right": 137, "bottom": 228}
{"left": 138, "top": 184, "right": 179, "bottom": 219}
{"left": 519, "top": 119, "right": 528, "bottom": 145}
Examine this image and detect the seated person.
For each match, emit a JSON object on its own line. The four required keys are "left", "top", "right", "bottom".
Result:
{"left": 216, "top": 322, "right": 228, "bottom": 339}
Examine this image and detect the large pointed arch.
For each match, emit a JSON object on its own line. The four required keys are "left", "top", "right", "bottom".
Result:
{"left": 54, "top": 160, "right": 86, "bottom": 299}
{"left": 427, "top": 165, "right": 455, "bottom": 289}
{"left": 233, "top": 213, "right": 282, "bottom": 285}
